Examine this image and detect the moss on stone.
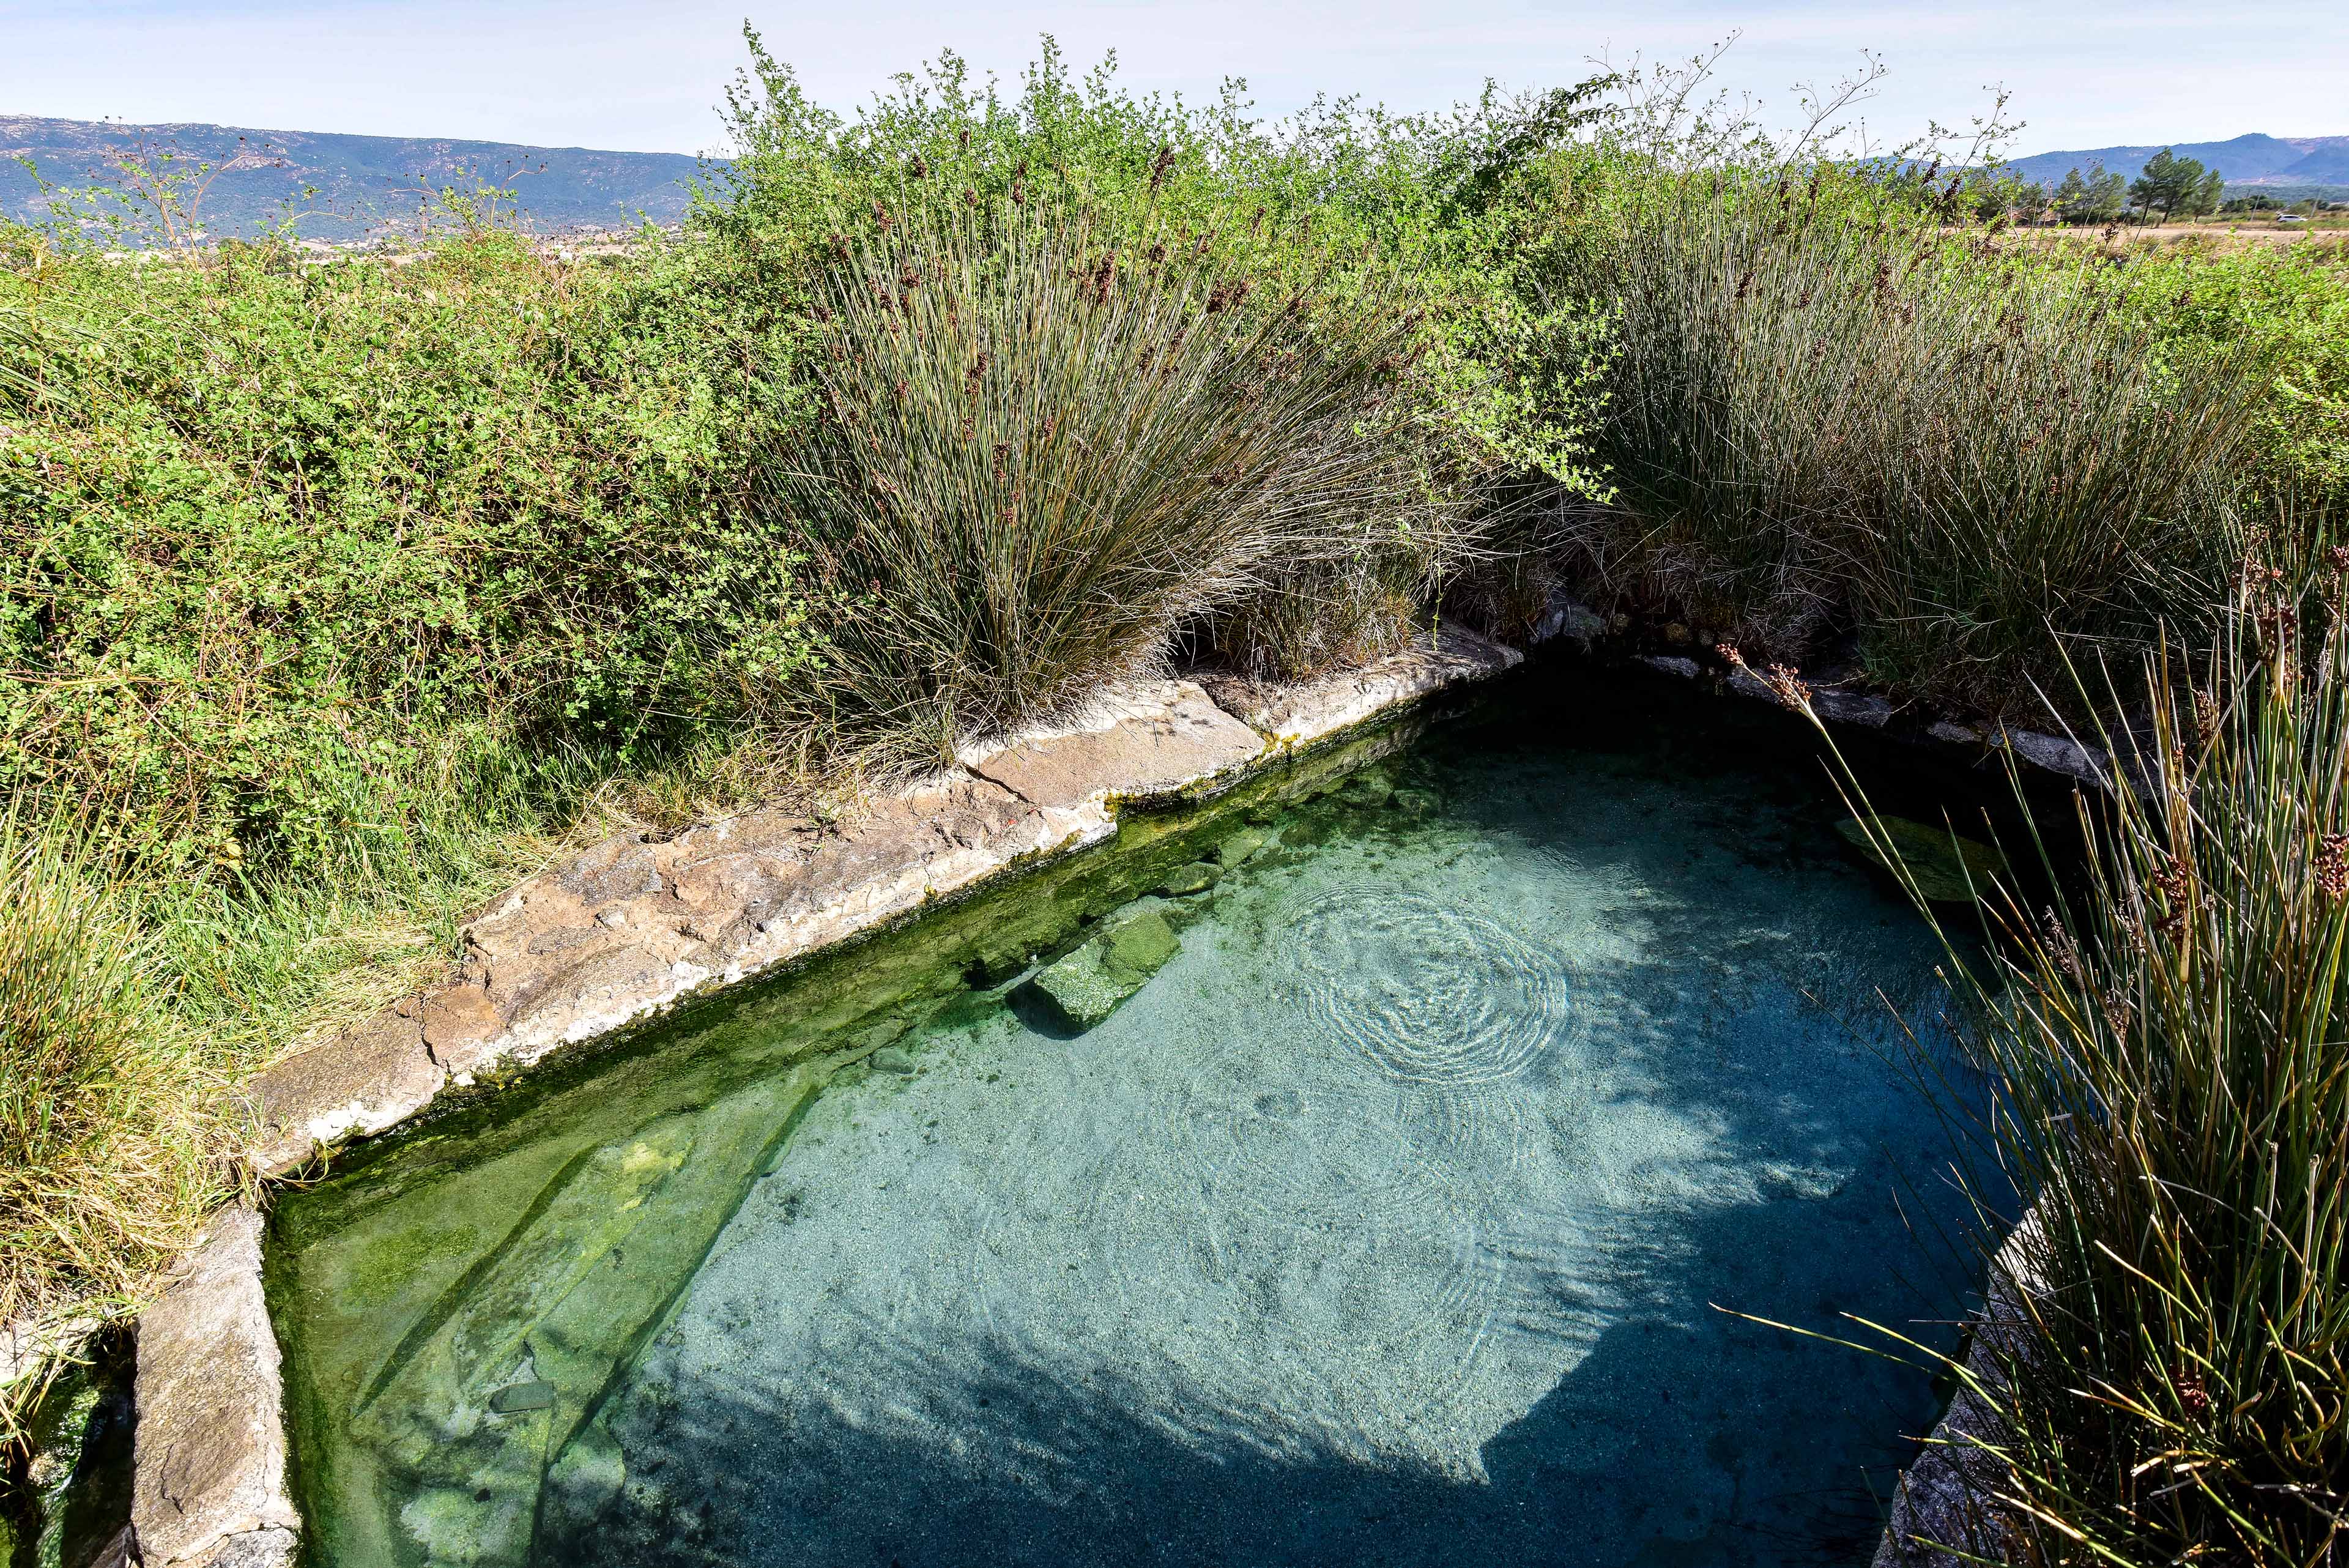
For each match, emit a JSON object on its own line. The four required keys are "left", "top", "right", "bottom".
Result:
{"left": 1835, "top": 815, "right": 2009, "bottom": 904}
{"left": 1156, "top": 861, "right": 1221, "bottom": 897}
{"left": 1028, "top": 906, "right": 1181, "bottom": 1033}
{"left": 267, "top": 710, "right": 1431, "bottom": 1566}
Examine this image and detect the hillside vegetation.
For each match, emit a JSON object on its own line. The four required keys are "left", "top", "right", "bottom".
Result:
{"left": 4, "top": 36, "right": 2347, "bottom": 1561}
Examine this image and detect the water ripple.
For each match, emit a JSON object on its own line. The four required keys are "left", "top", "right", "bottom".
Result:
{"left": 1291, "top": 886, "right": 1573, "bottom": 1085}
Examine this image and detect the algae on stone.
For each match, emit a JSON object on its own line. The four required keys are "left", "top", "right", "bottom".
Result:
{"left": 1212, "top": 826, "right": 1269, "bottom": 866}
{"left": 1834, "top": 815, "right": 2008, "bottom": 904}
{"left": 1026, "top": 907, "right": 1181, "bottom": 1033}
{"left": 266, "top": 713, "right": 1427, "bottom": 1568}
{"left": 1157, "top": 861, "right": 1222, "bottom": 897}
{"left": 12, "top": 1339, "right": 135, "bottom": 1568}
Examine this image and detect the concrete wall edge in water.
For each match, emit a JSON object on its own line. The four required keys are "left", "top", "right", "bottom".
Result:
{"left": 1871, "top": 1209, "right": 2048, "bottom": 1568}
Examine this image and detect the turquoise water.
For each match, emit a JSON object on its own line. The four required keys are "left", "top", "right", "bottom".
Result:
{"left": 272, "top": 681, "right": 1983, "bottom": 1567}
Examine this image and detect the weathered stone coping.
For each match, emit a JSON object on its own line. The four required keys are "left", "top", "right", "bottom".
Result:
{"left": 101, "top": 624, "right": 1519, "bottom": 1568}
{"left": 1872, "top": 1211, "right": 2047, "bottom": 1567}
{"left": 132, "top": 1208, "right": 299, "bottom": 1568}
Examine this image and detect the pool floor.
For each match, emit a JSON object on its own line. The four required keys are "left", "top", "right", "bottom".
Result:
{"left": 275, "top": 691, "right": 1981, "bottom": 1567}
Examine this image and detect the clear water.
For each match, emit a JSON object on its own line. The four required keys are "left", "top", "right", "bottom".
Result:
{"left": 270, "top": 680, "right": 1983, "bottom": 1568}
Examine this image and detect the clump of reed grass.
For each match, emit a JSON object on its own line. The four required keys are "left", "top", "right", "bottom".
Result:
{"left": 776, "top": 196, "right": 1461, "bottom": 754}
{"left": 1559, "top": 169, "right": 1899, "bottom": 647}
{"left": 1825, "top": 592, "right": 2348, "bottom": 1561}
{"left": 1557, "top": 166, "right": 2267, "bottom": 713}
{"left": 1, "top": 809, "right": 241, "bottom": 1410}
{"left": 1847, "top": 275, "right": 2262, "bottom": 710}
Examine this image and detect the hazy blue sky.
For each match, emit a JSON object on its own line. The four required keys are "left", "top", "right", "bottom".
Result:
{"left": 3, "top": 1, "right": 2342, "bottom": 158}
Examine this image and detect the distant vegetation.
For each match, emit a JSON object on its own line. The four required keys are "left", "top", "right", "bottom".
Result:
{"left": 2001, "top": 132, "right": 2349, "bottom": 203}
{"left": 4, "top": 35, "right": 2347, "bottom": 1558}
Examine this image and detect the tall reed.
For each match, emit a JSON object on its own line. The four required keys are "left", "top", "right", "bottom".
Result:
{"left": 1819, "top": 598, "right": 2348, "bottom": 1561}
{"left": 779, "top": 196, "right": 1457, "bottom": 752}
{"left": 1560, "top": 169, "right": 1899, "bottom": 646}
{"left": 1556, "top": 166, "right": 2266, "bottom": 713}
{"left": 1850, "top": 275, "right": 2262, "bottom": 708}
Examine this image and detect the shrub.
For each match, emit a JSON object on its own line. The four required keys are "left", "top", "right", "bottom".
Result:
{"left": 1, "top": 228, "right": 820, "bottom": 877}
{"left": 2118, "top": 237, "right": 2349, "bottom": 510}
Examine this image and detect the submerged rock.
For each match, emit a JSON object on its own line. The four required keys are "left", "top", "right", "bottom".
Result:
{"left": 1391, "top": 787, "right": 1440, "bottom": 819}
{"left": 1025, "top": 907, "right": 1181, "bottom": 1033}
{"left": 869, "top": 1046, "right": 917, "bottom": 1076}
{"left": 1337, "top": 766, "right": 1396, "bottom": 809}
{"left": 489, "top": 1381, "right": 557, "bottom": 1414}
{"left": 1157, "top": 861, "right": 1222, "bottom": 897}
{"left": 1211, "top": 826, "right": 1269, "bottom": 867}
{"left": 1761, "top": 1164, "right": 1849, "bottom": 1202}
{"left": 1834, "top": 816, "right": 2008, "bottom": 905}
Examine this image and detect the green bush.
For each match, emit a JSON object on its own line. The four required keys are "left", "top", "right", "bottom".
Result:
{"left": 1, "top": 228, "right": 820, "bottom": 877}
{"left": 2115, "top": 236, "right": 2349, "bottom": 508}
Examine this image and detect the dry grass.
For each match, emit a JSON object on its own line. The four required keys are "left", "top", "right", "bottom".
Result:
{"left": 0, "top": 808, "right": 247, "bottom": 1433}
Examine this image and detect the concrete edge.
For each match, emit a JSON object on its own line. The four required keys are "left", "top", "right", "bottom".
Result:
{"left": 130, "top": 1208, "right": 298, "bottom": 1568}
{"left": 1871, "top": 1211, "right": 2046, "bottom": 1566}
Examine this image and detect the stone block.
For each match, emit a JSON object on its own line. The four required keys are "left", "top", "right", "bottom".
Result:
{"left": 417, "top": 982, "right": 504, "bottom": 1076}
{"left": 964, "top": 680, "right": 1266, "bottom": 809}
{"left": 133, "top": 1208, "right": 298, "bottom": 1568}
{"left": 248, "top": 1014, "right": 443, "bottom": 1176}
{"left": 1026, "top": 907, "right": 1180, "bottom": 1033}
{"left": 1213, "top": 624, "right": 1522, "bottom": 748}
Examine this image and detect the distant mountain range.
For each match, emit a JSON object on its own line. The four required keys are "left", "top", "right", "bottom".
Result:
{"left": 0, "top": 115, "right": 710, "bottom": 239}
{"left": 2002, "top": 134, "right": 2349, "bottom": 193}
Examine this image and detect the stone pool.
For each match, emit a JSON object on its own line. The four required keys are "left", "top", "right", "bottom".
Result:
{"left": 268, "top": 680, "right": 1983, "bottom": 1567}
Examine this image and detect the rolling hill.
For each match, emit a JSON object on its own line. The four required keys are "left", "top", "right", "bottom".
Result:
{"left": 2002, "top": 133, "right": 2349, "bottom": 193}
{"left": 0, "top": 114, "right": 710, "bottom": 240}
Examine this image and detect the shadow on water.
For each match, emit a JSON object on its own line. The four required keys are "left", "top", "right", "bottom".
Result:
{"left": 555, "top": 1180, "right": 1948, "bottom": 1568}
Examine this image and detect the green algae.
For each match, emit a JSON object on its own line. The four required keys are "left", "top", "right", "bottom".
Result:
{"left": 267, "top": 714, "right": 1431, "bottom": 1568}
{"left": 1835, "top": 814, "right": 2010, "bottom": 904}
{"left": 2, "top": 1333, "right": 134, "bottom": 1568}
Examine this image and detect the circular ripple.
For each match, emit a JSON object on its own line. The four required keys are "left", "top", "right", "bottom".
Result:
{"left": 1291, "top": 886, "right": 1573, "bottom": 1085}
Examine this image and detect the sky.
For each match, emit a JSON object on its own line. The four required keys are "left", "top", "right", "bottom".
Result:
{"left": 2, "top": 1, "right": 2343, "bottom": 160}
